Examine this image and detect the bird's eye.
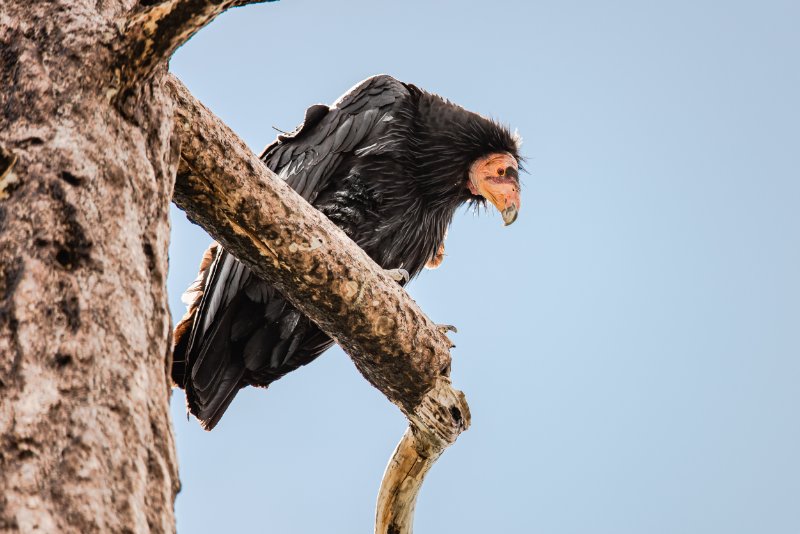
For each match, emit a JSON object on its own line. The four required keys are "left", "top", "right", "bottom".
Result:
{"left": 497, "top": 168, "right": 505, "bottom": 176}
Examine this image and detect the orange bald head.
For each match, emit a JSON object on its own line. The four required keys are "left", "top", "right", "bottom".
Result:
{"left": 467, "top": 152, "right": 521, "bottom": 225}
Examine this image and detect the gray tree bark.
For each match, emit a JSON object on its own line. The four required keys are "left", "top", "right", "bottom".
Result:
{"left": 0, "top": 1, "right": 186, "bottom": 531}
{"left": 1, "top": 2, "right": 469, "bottom": 533}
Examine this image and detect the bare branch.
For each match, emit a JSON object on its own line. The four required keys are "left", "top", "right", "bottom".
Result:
{"left": 167, "top": 75, "right": 471, "bottom": 533}
{"left": 115, "top": 0, "right": 273, "bottom": 93}
{"left": 376, "top": 381, "right": 471, "bottom": 534}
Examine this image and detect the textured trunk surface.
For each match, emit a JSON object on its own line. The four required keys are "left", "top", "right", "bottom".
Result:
{"left": 0, "top": 1, "right": 179, "bottom": 532}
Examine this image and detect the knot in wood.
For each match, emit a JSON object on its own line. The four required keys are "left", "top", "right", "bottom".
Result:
{"left": 374, "top": 315, "right": 395, "bottom": 337}
{"left": 409, "top": 378, "right": 470, "bottom": 447}
{"left": 343, "top": 280, "right": 360, "bottom": 300}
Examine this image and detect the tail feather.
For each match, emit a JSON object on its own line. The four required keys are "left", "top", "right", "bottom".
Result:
{"left": 171, "top": 245, "right": 336, "bottom": 430}
{"left": 197, "top": 364, "right": 246, "bottom": 430}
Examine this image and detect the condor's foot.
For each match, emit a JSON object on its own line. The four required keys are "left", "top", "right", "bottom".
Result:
{"left": 437, "top": 324, "right": 458, "bottom": 348}
{"left": 385, "top": 267, "right": 410, "bottom": 284}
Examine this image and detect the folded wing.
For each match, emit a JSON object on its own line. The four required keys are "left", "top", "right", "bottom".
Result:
{"left": 172, "top": 75, "right": 409, "bottom": 429}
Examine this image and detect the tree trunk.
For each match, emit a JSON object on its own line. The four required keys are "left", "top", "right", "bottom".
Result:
{"left": 0, "top": 1, "right": 179, "bottom": 531}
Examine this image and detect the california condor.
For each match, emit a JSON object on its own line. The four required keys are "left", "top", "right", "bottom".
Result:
{"left": 172, "top": 75, "right": 521, "bottom": 429}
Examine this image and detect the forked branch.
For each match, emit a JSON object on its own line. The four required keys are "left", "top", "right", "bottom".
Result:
{"left": 115, "top": 0, "right": 274, "bottom": 93}
{"left": 167, "top": 74, "right": 470, "bottom": 533}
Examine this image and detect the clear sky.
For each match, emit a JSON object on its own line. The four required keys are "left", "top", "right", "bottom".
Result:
{"left": 167, "top": 1, "right": 800, "bottom": 532}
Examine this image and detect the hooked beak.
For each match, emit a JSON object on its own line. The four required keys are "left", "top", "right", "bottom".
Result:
{"left": 473, "top": 178, "right": 521, "bottom": 226}
{"left": 467, "top": 154, "right": 522, "bottom": 226}
{"left": 501, "top": 203, "right": 519, "bottom": 226}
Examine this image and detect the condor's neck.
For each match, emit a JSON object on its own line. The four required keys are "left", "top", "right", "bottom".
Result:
{"left": 406, "top": 93, "right": 481, "bottom": 214}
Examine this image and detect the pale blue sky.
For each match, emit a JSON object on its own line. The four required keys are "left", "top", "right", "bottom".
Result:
{"left": 167, "top": 1, "right": 800, "bottom": 532}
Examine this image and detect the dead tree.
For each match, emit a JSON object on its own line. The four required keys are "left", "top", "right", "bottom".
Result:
{"left": 0, "top": 1, "right": 469, "bottom": 533}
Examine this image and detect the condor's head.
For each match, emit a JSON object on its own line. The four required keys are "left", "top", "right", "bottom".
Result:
{"left": 467, "top": 152, "right": 521, "bottom": 226}
{"left": 409, "top": 98, "right": 522, "bottom": 227}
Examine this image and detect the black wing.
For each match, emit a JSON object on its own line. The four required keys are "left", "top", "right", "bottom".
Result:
{"left": 262, "top": 74, "right": 408, "bottom": 200}
{"left": 172, "top": 75, "right": 409, "bottom": 429}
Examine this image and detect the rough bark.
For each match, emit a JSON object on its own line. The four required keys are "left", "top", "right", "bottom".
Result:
{"left": 0, "top": 1, "right": 181, "bottom": 532}
{"left": 168, "top": 76, "right": 471, "bottom": 533}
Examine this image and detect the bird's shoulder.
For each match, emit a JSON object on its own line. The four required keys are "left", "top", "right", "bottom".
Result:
{"left": 331, "top": 74, "right": 413, "bottom": 113}
{"left": 259, "top": 75, "right": 416, "bottom": 198}
{"left": 261, "top": 75, "right": 412, "bottom": 152}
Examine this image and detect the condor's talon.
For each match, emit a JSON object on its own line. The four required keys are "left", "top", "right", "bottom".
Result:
{"left": 436, "top": 324, "right": 458, "bottom": 334}
{"left": 385, "top": 268, "right": 410, "bottom": 284}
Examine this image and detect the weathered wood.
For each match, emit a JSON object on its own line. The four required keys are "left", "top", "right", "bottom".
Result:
{"left": 115, "top": 0, "right": 274, "bottom": 95}
{"left": 167, "top": 75, "right": 472, "bottom": 533}
{"left": 376, "top": 380, "right": 471, "bottom": 534}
